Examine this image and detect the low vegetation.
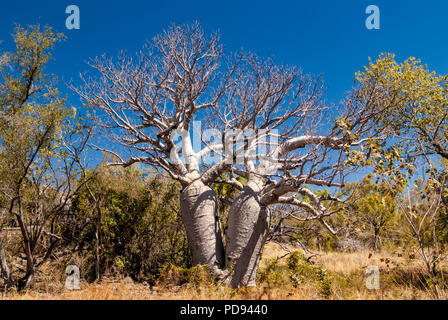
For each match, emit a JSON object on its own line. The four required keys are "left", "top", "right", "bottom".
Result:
{"left": 1, "top": 243, "right": 447, "bottom": 300}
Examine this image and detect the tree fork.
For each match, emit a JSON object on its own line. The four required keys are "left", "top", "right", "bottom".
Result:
{"left": 179, "top": 179, "right": 226, "bottom": 278}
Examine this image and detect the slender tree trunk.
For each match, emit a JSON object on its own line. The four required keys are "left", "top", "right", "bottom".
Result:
{"left": 15, "top": 199, "right": 35, "bottom": 291}
{"left": 226, "top": 182, "right": 271, "bottom": 288}
{"left": 95, "top": 219, "right": 101, "bottom": 281}
{"left": 95, "top": 203, "right": 102, "bottom": 281}
{"left": 18, "top": 271, "right": 34, "bottom": 291}
{"left": 372, "top": 228, "right": 379, "bottom": 251}
{"left": 179, "top": 179, "right": 225, "bottom": 277}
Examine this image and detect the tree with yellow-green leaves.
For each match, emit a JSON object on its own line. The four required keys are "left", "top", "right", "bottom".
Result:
{"left": 341, "top": 174, "right": 400, "bottom": 251}
{"left": 352, "top": 54, "right": 448, "bottom": 298}
{"left": 358, "top": 54, "right": 447, "bottom": 159}
{"left": 0, "top": 25, "right": 90, "bottom": 290}
{"left": 341, "top": 54, "right": 448, "bottom": 204}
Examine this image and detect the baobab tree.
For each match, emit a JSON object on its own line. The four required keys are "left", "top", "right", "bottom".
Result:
{"left": 76, "top": 22, "right": 393, "bottom": 287}
{"left": 75, "top": 22, "right": 244, "bottom": 277}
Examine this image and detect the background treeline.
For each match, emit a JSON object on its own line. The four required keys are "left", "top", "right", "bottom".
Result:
{"left": 2, "top": 159, "right": 447, "bottom": 291}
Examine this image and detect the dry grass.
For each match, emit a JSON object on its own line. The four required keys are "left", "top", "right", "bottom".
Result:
{"left": 2, "top": 242, "right": 447, "bottom": 300}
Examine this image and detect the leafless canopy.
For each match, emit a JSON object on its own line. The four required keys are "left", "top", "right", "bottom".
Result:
{"left": 75, "top": 22, "right": 243, "bottom": 186}
{"left": 75, "top": 22, "right": 387, "bottom": 230}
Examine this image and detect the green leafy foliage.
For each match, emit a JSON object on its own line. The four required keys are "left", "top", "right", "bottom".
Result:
{"left": 341, "top": 174, "right": 401, "bottom": 250}
{"left": 63, "top": 165, "right": 190, "bottom": 283}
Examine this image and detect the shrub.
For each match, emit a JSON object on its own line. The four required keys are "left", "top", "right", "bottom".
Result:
{"left": 287, "top": 251, "right": 333, "bottom": 298}
{"left": 157, "top": 264, "right": 213, "bottom": 288}
{"left": 60, "top": 166, "right": 191, "bottom": 284}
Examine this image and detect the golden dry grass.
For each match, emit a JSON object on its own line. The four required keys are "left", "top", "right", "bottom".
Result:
{"left": 2, "top": 242, "right": 447, "bottom": 300}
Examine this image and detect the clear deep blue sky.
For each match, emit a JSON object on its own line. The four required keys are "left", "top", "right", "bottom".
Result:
{"left": 1, "top": 0, "right": 448, "bottom": 105}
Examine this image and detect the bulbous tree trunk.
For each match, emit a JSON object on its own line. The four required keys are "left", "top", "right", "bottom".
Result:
{"left": 225, "top": 181, "right": 271, "bottom": 288}
{"left": 180, "top": 179, "right": 225, "bottom": 277}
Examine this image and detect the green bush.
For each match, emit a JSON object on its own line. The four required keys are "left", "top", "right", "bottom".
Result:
{"left": 157, "top": 264, "right": 213, "bottom": 288}
{"left": 258, "top": 258, "right": 288, "bottom": 287}
{"left": 60, "top": 165, "right": 191, "bottom": 284}
{"left": 287, "top": 251, "right": 333, "bottom": 298}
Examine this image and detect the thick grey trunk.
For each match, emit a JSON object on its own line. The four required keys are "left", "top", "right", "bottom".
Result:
{"left": 180, "top": 179, "right": 225, "bottom": 277}
{"left": 226, "top": 183, "right": 270, "bottom": 288}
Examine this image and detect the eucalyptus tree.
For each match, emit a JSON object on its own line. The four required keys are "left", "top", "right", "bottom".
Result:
{"left": 0, "top": 25, "right": 68, "bottom": 289}
{"left": 0, "top": 25, "right": 90, "bottom": 290}
{"left": 354, "top": 54, "right": 448, "bottom": 208}
{"left": 359, "top": 54, "right": 448, "bottom": 161}
{"left": 341, "top": 174, "right": 399, "bottom": 251}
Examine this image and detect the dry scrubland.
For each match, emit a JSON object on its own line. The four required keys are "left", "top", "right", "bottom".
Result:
{"left": 2, "top": 242, "right": 447, "bottom": 300}
{"left": 2, "top": 24, "right": 448, "bottom": 301}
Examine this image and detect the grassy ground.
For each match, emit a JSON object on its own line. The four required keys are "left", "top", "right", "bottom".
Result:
{"left": 2, "top": 242, "right": 447, "bottom": 300}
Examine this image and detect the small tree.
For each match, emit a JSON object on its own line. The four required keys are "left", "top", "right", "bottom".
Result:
{"left": 0, "top": 25, "right": 89, "bottom": 290}
{"left": 361, "top": 54, "right": 448, "bottom": 161}
{"left": 342, "top": 174, "right": 399, "bottom": 251}
{"left": 393, "top": 179, "right": 448, "bottom": 299}
{"left": 64, "top": 164, "right": 189, "bottom": 283}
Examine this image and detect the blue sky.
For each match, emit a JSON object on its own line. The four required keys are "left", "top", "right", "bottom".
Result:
{"left": 1, "top": 0, "right": 448, "bottom": 105}
{"left": 1, "top": 0, "right": 447, "bottom": 182}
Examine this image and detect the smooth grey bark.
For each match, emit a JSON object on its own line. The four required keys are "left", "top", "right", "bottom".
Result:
{"left": 180, "top": 179, "right": 225, "bottom": 277}
{"left": 226, "top": 181, "right": 271, "bottom": 288}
